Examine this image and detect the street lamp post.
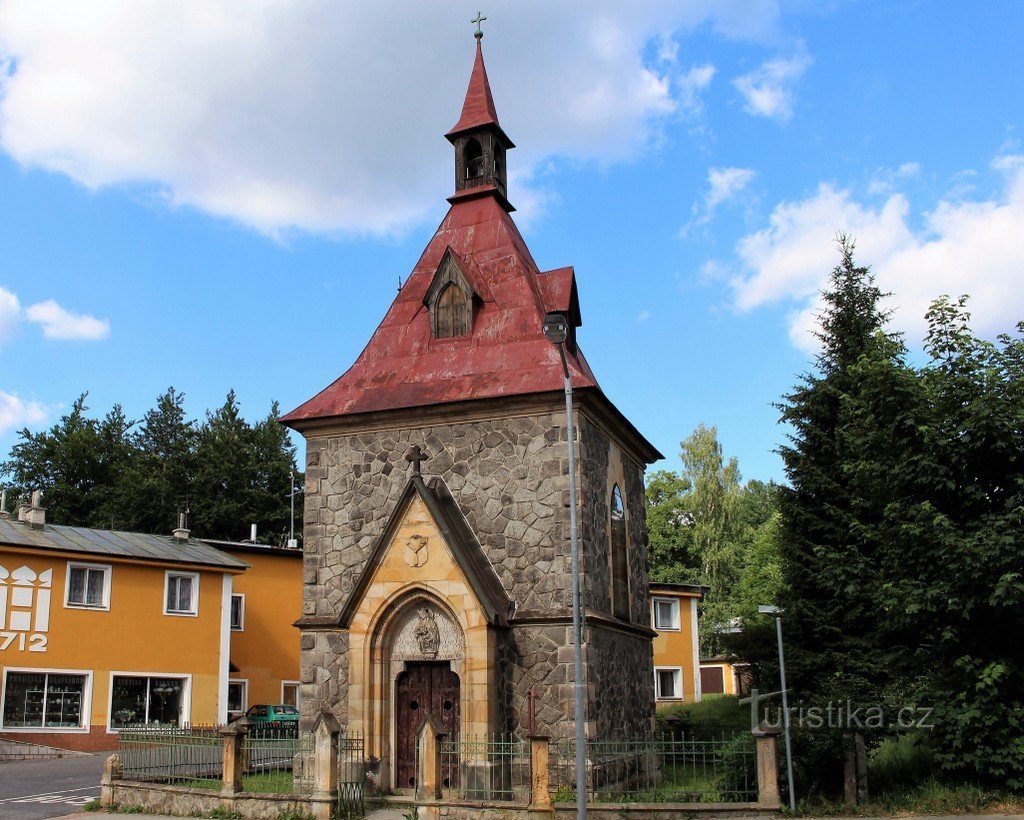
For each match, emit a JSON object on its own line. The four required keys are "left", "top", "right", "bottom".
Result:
{"left": 543, "top": 311, "right": 587, "bottom": 820}
{"left": 759, "top": 605, "right": 796, "bottom": 811}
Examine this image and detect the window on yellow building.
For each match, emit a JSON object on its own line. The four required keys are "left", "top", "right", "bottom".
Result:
{"left": 652, "top": 597, "right": 680, "bottom": 630}
{"left": 230, "top": 594, "right": 245, "bottom": 631}
{"left": 110, "top": 675, "right": 187, "bottom": 728}
{"left": 66, "top": 562, "right": 111, "bottom": 609}
{"left": 654, "top": 667, "right": 682, "bottom": 700}
{"left": 2, "top": 670, "right": 89, "bottom": 729}
{"left": 227, "top": 680, "right": 247, "bottom": 720}
{"left": 164, "top": 572, "right": 199, "bottom": 616}
{"left": 281, "top": 681, "right": 300, "bottom": 708}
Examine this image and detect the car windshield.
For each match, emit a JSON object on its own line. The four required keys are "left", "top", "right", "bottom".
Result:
{"left": 277, "top": 705, "right": 299, "bottom": 715}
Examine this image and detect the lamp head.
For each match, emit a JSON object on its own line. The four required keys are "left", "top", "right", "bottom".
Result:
{"left": 542, "top": 312, "right": 569, "bottom": 345}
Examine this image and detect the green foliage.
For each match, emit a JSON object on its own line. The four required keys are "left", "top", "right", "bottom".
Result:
{"left": 655, "top": 694, "right": 749, "bottom": 732}
{"left": 1, "top": 387, "right": 303, "bottom": 544}
{"left": 776, "top": 236, "right": 1024, "bottom": 792}
{"left": 646, "top": 426, "right": 784, "bottom": 653}
{"left": 206, "top": 808, "right": 242, "bottom": 819}
{"left": 81, "top": 799, "right": 103, "bottom": 812}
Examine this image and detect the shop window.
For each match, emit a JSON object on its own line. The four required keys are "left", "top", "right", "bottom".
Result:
{"left": 110, "top": 675, "right": 187, "bottom": 728}
{"left": 2, "top": 670, "right": 88, "bottom": 729}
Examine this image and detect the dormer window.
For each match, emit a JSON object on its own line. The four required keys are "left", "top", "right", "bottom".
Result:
{"left": 425, "top": 248, "right": 477, "bottom": 340}
{"left": 464, "top": 138, "right": 484, "bottom": 180}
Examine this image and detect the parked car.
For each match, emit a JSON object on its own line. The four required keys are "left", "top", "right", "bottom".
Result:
{"left": 238, "top": 703, "right": 299, "bottom": 736}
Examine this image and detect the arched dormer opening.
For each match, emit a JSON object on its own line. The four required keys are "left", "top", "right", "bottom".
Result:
{"left": 425, "top": 248, "right": 476, "bottom": 340}
{"left": 464, "top": 138, "right": 484, "bottom": 180}
{"left": 435, "top": 282, "right": 471, "bottom": 339}
{"left": 611, "top": 484, "right": 630, "bottom": 619}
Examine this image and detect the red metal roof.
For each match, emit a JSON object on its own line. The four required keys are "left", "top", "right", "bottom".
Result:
{"left": 446, "top": 41, "right": 509, "bottom": 144}
{"left": 280, "top": 193, "right": 598, "bottom": 423}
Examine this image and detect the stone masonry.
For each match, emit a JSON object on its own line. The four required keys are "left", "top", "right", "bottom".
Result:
{"left": 298, "top": 400, "right": 656, "bottom": 745}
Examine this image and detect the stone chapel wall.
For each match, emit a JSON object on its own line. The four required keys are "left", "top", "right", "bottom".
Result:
{"left": 299, "top": 410, "right": 575, "bottom": 727}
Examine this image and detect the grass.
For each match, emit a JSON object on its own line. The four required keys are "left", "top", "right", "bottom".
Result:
{"left": 795, "top": 777, "right": 1024, "bottom": 816}
{"left": 656, "top": 694, "right": 750, "bottom": 734}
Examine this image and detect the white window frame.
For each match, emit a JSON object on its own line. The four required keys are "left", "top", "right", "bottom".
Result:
{"left": 227, "top": 679, "right": 248, "bottom": 719}
{"left": 652, "top": 597, "right": 680, "bottom": 631}
{"left": 106, "top": 671, "right": 192, "bottom": 733}
{"left": 64, "top": 561, "right": 112, "bottom": 610}
{"left": 281, "top": 680, "right": 301, "bottom": 709}
{"left": 230, "top": 593, "right": 245, "bottom": 631}
{"left": 0, "top": 667, "right": 93, "bottom": 733}
{"left": 654, "top": 666, "right": 683, "bottom": 701}
{"left": 164, "top": 571, "right": 200, "bottom": 616}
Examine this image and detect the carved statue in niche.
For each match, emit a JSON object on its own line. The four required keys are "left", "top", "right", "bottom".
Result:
{"left": 404, "top": 534, "right": 428, "bottom": 568}
{"left": 413, "top": 605, "right": 440, "bottom": 657}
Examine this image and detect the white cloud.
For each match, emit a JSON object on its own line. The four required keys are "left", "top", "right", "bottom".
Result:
{"left": 727, "top": 155, "right": 1024, "bottom": 352}
{"left": 0, "top": 391, "right": 48, "bottom": 434}
{"left": 733, "top": 52, "right": 811, "bottom": 120}
{"left": 705, "top": 166, "right": 757, "bottom": 212}
{"left": 677, "top": 63, "right": 716, "bottom": 116}
{"left": 0, "top": 287, "right": 20, "bottom": 345}
{"left": 637, "top": 309, "right": 651, "bottom": 322}
{"left": 867, "top": 161, "right": 922, "bottom": 196}
{"left": 683, "top": 166, "right": 756, "bottom": 235}
{"left": 0, "top": 1, "right": 783, "bottom": 236}
{"left": 24, "top": 300, "right": 110, "bottom": 341}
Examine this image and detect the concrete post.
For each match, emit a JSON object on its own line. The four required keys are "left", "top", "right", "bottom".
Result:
{"left": 752, "top": 722, "right": 782, "bottom": 808}
{"left": 529, "top": 736, "right": 552, "bottom": 814}
{"left": 219, "top": 719, "right": 248, "bottom": 806}
{"left": 100, "top": 753, "right": 122, "bottom": 807}
{"left": 310, "top": 711, "right": 341, "bottom": 820}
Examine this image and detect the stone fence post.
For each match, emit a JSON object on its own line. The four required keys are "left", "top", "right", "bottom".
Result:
{"left": 416, "top": 717, "right": 445, "bottom": 801}
{"left": 310, "top": 711, "right": 341, "bottom": 820}
{"left": 752, "top": 722, "right": 782, "bottom": 808}
{"left": 528, "top": 735, "right": 552, "bottom": 815}
{"left": 100, "top": 753, "right": 122, "bottom": 807}
{"left": 219, "top": 719, "right": 249, "bottom": 807}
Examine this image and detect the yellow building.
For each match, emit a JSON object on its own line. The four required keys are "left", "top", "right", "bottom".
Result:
{"left": 0, "top": 495, "right": 300, "bottom": 751}
{"left": 201, "top": 539, "right": 302, "bottom": 719}
{"left": 650, "top": 583, "right": 707, "bottom": 707}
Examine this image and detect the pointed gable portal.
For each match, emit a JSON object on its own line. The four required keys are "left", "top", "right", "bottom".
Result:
{"left": 424, "top": 247, "right": 476, "bottom": 339}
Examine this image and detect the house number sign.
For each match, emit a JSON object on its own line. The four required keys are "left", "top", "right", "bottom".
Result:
{"left": 0, "top": 564, "right": 51, "bottom": 653}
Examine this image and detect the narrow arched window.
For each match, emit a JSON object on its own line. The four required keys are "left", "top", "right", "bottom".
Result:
{"left": 464, "top": 138, "right": 484, "bottom": 180}
{"left": 435, "top": 283, "right": 470, "bottom": 339}
{"left": 611, "top": 484, "right": 630, "bottom": 619}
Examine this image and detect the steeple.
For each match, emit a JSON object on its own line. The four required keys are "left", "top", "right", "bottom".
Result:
{"left": 446, "top": 36, "right": 514, "bottom": 210}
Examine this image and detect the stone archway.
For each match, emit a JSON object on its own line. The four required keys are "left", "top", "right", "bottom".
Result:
{"left": 369, "top": 594, "right": 466, "bottom": 790}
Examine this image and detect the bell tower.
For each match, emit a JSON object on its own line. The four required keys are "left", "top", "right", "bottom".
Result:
{"left": 445, "top": 30, "right": 514, "bottom": 210}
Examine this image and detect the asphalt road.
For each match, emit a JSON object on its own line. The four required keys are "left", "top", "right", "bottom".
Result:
{"left": 0, "top": 755, "right": 106, "bottom": 820}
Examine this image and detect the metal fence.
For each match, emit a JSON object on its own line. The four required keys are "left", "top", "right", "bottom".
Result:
{"left": 118, "top": 724, "right": 222, "bottom": 788}
{"left": 551, "top": 733, "right": 757, "bottom": 804}
{"left": 243, "top": 727, "right": 312, "bottom": 794}
{"left": 437, "top": 734, "right": 530, "bottom": 803}
{"left": 337, "top": 731, "right": 365, "bottom": 818}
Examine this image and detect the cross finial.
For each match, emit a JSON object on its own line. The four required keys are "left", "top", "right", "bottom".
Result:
{"left": 471, "top": 11, "right": 486, "bottom": 40}
{"left": 405, "top": 445, "right": 430, "bottom": 477}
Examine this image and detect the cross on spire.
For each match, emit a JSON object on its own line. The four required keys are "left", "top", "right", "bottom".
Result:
{"left": 405, "top": 445, "right": 430, "bottom": 477}
{"left": 471, "top": 11, "right": 486, "bottom": 40}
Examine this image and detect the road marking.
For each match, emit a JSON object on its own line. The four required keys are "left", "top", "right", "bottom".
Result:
{"left": 0, "top": 785, "right": 98, "bottom": 803}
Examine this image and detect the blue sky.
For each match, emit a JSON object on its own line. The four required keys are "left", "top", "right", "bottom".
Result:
{"left": 1, "top": 1, "right": 1022, "bottom": 485}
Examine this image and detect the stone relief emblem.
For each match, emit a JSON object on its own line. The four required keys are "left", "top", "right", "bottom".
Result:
{"left": 413, "top": 605, "right": 440, "bottom": 657}
{"left": 404, "top": 534, "right": 428, "bottom": 568}
{"left": 389, "top": 602, "right": 462, "bottom": 661}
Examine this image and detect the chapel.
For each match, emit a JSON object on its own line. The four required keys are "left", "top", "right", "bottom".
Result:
{"left": 280, "top": 33, "right": 663, "bottom": 792}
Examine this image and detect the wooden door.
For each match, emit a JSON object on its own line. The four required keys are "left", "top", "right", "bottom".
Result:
{"left": 700, "top": 666, "right": 726, "bottom": 694}
{"left": 394, "top": 662, "right": 460, "bottom": 789}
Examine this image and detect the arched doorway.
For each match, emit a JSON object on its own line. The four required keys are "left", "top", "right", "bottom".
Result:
{"left": 394, "top": 662, "right": 460, "bottom": 789}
